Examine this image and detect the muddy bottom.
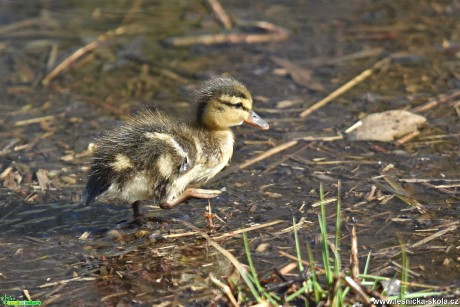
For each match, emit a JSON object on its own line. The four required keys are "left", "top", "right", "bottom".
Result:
{"left": 0, "top": 0, "right": 459, "bottom": 305}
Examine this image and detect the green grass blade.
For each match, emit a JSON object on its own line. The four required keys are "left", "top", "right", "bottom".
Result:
{"left": 226, "top": 186, "right": 444, "bottom": 306}
{"left": 243, "top": 232, "right": 278, "bottom": 305}
{"left": 363, "top": 251, "right": 372, "bottom": 277}
{"left": 400, "top": 242, "right": 409, "bottom": 304}
{"left": 319, "top": 183, "right": 333, "bottom": 287}
{"left": 241, "top": 232, "right": 263, "bottom": 303}
{"left": 334, "top": 180, "right": 342, "bottom": 274}
{"left": 286, "top": 283, "right": 311, "bottom": 302}
{"left": 306, "top": 243, "right": 321, "bottom": 302}
{"left": 293, "top": 215, "right": 305, "bottom": 272}
{"left": 341, "top": 286, "right": 350, "bottom": 300}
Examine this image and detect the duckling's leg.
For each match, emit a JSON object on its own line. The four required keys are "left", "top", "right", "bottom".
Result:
{"left": 160, "top": 188, "right": 222, "bottom": 209}
{"left": 131, "top": 200, "right": 143, "bottom": 217}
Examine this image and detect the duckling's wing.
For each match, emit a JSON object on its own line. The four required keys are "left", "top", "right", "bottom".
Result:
{"left": 81, "top": 109, "right": 196, "bottom": 205}
{"left": 126, "top": 109, "right": 197, "bottom": 175}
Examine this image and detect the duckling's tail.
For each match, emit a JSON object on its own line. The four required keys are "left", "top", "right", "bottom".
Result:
{"left": 81, "top": 189, "right": 95, "bottom": 206}
{"left": 81, "top": 176, "right": 109, "bottom": 206}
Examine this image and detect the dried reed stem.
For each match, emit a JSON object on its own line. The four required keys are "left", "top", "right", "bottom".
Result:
{"left": 300, "top": 57, "right": 391, "bottom": 118}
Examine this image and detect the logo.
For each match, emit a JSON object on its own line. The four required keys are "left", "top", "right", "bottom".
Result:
{"left": 1, "top": 294, "right": 42, "bottom": 306}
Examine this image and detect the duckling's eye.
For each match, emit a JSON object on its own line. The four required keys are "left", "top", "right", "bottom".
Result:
{"left": 235, "top": 103, "right": 243, "bottom": 109}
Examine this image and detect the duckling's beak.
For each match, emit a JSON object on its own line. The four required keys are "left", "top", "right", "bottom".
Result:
{"left": 245, "top": 110, "right": 269, "bottom": 130}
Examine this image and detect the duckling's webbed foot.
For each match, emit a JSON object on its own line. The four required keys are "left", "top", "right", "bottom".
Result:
{"left": 160, "top": 188, "right": 222, "bottom": 209}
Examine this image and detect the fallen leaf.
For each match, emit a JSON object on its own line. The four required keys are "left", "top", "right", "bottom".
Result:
{"left": 271, "top": 56, "right": 324, "bottom": 91}
{"left": 347, "top": 110, "right": 426, "bottom": 142}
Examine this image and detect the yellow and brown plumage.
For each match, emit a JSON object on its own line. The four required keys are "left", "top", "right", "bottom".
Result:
{"left": 81, "top": 77, "right": 268, "bottom": 216}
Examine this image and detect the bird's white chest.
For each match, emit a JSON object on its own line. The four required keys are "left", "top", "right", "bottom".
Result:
{"left": 166, "top": 132, "right": 234, "bottom": 201}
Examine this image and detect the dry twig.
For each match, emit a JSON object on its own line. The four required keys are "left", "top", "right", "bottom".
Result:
{"left": 350, "top": 226, "right": 359, "bottom": 280}
{"left": 238, "top": 140, "right": 298, "bottom": 170}
{"left": 275, "top": 217, "right": 313, "bottom": 235}
{"left": 344, "top": 276, "right": 373, "bottom": 305}
{"left": 101, "top": 291, "right": 129, "bottom": 302}
{"left": 213, "top": 140, "right": 298, "bottom": 182}
{"left": 14, "top": 115, "right": 56, "bottom": 126}
{"left": 166, "top": 21, "right": 289, "bottom": 46}
{"left": 278, "top": 262, "right": 298, "bottom": 275}
{"left": 410, "top": 223, "right": 459, "bottom": 248}
{"left": 209, "top": 273, "right": 239, "bottom": 307}
{"left": 38, "top": 277, "right": 97, "bottom": 288}
{"left": 394, "top": 130, "right": 420, "bottom": 146}
{"left": 278, "top": 251, "right": 327, "bottom": 274}
{"left": 173, "top": 219, "right": 264, "bottom": 304}
{"left": 311, "top": 197, "right": 338, "bottom": 208}
{"left": 379, "top": 175, "right": 428, "bottom": 214}
{"left": 121, "top": 0, "right": 145, "bottom": 25}
{"left": 0, "top": 17, "right": 57, "bottom": 34}
{"left": 23, "top": 289, "right": 32, "bottom": 301}
{"left": 163, "top": 219, "right": 283, "bottom": 240}
{"left": 213, "top": 220, "right": 283, "bottom": 240}
{"left": 42, "top": 26, "right": 137, "bottom": 86}
{"left": 206, "top": 0, "right": 233, "bottom": 30}
{"left": 74, "top": 95, "right": 129, "bottom": 119}
{"left": 412, "top": 90, "right": 460, "bottom": 113}
{"left": 300, "top": 57, "right": 391, "bottom": 118}
{"left": 204, "top": 200, "right": 224, "bottom": 229}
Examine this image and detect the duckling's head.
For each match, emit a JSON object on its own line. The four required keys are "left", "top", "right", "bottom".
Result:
{"left": 196, "top": 77, "right": 269, "bottom": 130}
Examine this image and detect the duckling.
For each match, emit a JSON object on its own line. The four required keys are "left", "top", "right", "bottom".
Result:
{"left": 81, "top": 77, "right": 268, "bottom": 217}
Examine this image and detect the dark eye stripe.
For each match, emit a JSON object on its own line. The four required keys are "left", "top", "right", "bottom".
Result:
{"left": 218, "top": 99, "right": 249, "bottom": 111}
